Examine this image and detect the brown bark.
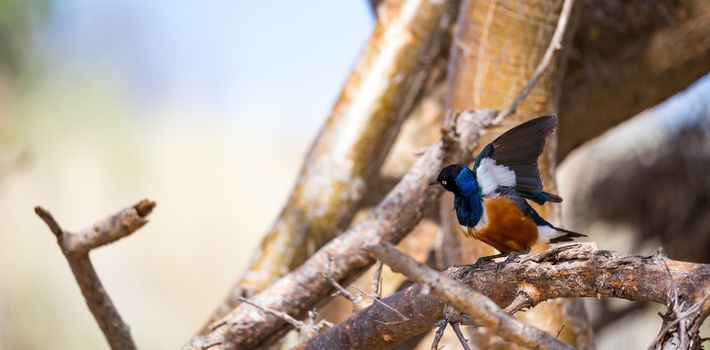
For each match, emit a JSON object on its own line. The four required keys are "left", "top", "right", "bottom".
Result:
{"left": 294, "top": 243, "right": 710, "bottom": 349}
{"left": 34, "top": 200, "right": 155, "bottom": 350}
{"left": 559, "top": 72, "right": 710, "bottom": 263}
{"left": 183, "top": 109, "right": 499, "bottom": 350}
{"left": 442, "top": 0, "right": 591, "bottom": 347}
{"left": 365, "top": 242, "right": 574, "bottom": 350}
{"left": 199, "top": 0, "right": 461, "bottom": 331}
{"left": 558, "top": 1, "right": 710, "bottom": 159}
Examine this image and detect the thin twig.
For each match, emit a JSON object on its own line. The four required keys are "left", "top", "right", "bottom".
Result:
{"left": 199, "top": 341, "right": 222, "bottom": 350}
{"left": 369, "top": 242, "right": 574, "bottom": 350}
{"left": 431, "top": 319, "right": 448, "bottom": 350}
{"left": 350, "top": 284, "right": 409, "bottom": 321}
{"left": 504, "top": 292, "right": 533, "bottom": 314}
{"left": 322, "top": 272, "right": 363, "bottom": 307}
{"left": 663, "top": 258, "right": 688, "bottom": 349}
{"left": 372, "top": 260, "right": 384, "bottom": 299}
{"left": 494, "top": 0, "right": 576, "bottom": 123}
{"left": 451, "top": 323, "right": 472, "bottom": 350}
{"left": 296, "top": 243, "right": 710, "bottom": 350}
{"left": 239, "top": 297, "right": 304, "bottom": 330}
{"left": 34, "top": 207, "right": 63, "bottom": 238}
{"left": 556, "top": 324, "right": 566, "bottom": 339}
{"left": 648, "top": 294, "right": 710, "bottom": 350}
{"left": 35, "top": 200, "right": 155, "bottom": 350}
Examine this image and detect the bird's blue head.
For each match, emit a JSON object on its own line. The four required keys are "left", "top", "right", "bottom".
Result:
{"left": 430, "top": 164, "right": 480, "bottom": 195}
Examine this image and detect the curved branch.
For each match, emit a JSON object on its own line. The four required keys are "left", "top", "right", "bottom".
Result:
{"left": 295, "top": 243, "right": 710, "bottom": 349}
{"left": 34, "top": 199, "right": 155, "bottom": 350}
{"left": 183, "top": 109, "right": 498, "bottom": 350}
{"left": 365, "top": 242, "right": 574, "bottom": 350}
{"left": 201, "top": 0, "right": 460, "bottom": 331}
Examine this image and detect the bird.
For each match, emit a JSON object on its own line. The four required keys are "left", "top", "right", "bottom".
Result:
{"left": 430, "top": 115, "right": 585, "bottom": 260}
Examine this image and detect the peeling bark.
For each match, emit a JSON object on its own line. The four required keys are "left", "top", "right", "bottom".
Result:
{"left": 34, "top": 200, "right": 155, "bottom": 350}
{"left": 184, "top": 109, "right": 499, "bottom": 350}
{"left": 200, "top": 0, "right": 461, "bottom": 332}
{"left": 294, "top": 243, "right": 710, "bottom": 350}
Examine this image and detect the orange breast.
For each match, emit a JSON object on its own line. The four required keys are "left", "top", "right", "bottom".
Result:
{"left": 463, "top": 196, "right": 538, "bottom": 253}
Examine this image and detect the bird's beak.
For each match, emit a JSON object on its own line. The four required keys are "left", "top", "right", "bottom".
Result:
{"left": 428, "top": 179, "right": 438, "bottom": 186}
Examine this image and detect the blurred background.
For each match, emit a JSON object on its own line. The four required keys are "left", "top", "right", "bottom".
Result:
{"left": 0, "top": 1, "right": 372, "bottom": 349}
{"left": 2, "top": 0, "right": 710, "bottom": 349}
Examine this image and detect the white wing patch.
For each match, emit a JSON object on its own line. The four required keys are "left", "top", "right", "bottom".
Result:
{"left": 476, "top": 157, "right": 516, "bottom": 195}
{"left": 536, "top": 225, "right": 563, "bottom": 244}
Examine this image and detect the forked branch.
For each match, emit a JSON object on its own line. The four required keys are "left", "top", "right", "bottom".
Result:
{"left": 294, "top": 243, "right": 710, "bottom": 349}
{"left": 35, "top": 199, "right": 155, "bottom": 350}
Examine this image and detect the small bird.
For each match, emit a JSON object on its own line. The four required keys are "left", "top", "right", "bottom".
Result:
{"left": 430, "top": 115, "right": 585, "bottom": 259}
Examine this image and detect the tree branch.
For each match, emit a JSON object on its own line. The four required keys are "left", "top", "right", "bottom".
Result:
{"left": 183, "top": 108, "right": 498, "bottom": 350}
{"left": 368, "top": 242, "right": 573, "bottom": 350}
{"left": 200, "top": 0, "right": 460, "bottom": 332}
{"left": 493, "top": 0, "right": 575, "bottom": 124}
{"left": 34, "top": 199, "right": 155, "bottom": 350}
{"left": 294, "top": 243, "right": 710, "bottom": 349}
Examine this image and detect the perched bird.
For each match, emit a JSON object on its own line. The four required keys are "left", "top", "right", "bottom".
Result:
{"left": 431, "top": 115, "right": 585, "bottom": 258}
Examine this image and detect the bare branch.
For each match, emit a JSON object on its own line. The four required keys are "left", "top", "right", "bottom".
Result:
{"left": 371, "top": 260, "right": 383, "bottom": 299}
{"left": 368, "top": 242, "right": 574, "bottom": 350}
{"left": 450, "top": 323, "right": 471, "bottom": 350}
{"left": 238, "top": 297, "right": 305, "bottom": 331}
{"left": 504, "top": 292, "right": 534, "bottom": 314}
{"left": 296, "top": 243, "right": 710, "bottom": 349}
{"left": 238, "top": 297, "right": 332, "bottom": 343}
{"left": 494, "top": 0, "right": 576, "bottom": 123}
{"left": 431, "top": 319, "right": 447, "bottom": 350}
{"left": 322, "top": 271, "right": 365, "bottom": 311}
{"left": 200, "top": 0, "right": 461, "bottom": 332}
{"left": 34, "top": 199, "right": 155, "bottom": 350}
{"left": 648, "top": 294, "right": 710, "bottom": 350}
{"left": 184, "top": 104, "right": 497, "bottom": 350}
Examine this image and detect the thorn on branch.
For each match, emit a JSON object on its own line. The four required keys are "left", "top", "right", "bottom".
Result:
{"left": 372, "top": 260, "right": 383, "bottom": 299}
{"left": 238, "top": 297, "right": 332, "bottom": 341}
{"left": 556, "top": 324, "right": 566, "bottom": 339}
{"left": 321, "top": 271, "right": 365, "bottom": 310}
{"left": 34, "top": 206, "right": 63, "bottom": 239}
{"left": 200, "top": 341, "right": 223, "bottom": 350}
{"left": 648, "top": 293, "right": 710, "bottom": 350}
{"left": 505, "top": 291, "right": 534, "bottom": 314}
{"left": 133, "top": 199, "right": 156, "bottom": 217}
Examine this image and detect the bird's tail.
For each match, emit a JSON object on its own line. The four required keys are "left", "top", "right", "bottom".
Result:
{"left": 549, "top": 227, "right": 586, "bottom": 243}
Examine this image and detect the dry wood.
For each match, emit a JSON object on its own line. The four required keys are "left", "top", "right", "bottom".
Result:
{"left": 183, "top": 108, "right": 498, "bottom": 350}
{"left": 444, "top": 0, "right": 591, "bottom": 347}
{"left": 34, "top": 199, "right": 155, "bottom": 350}
{"left": 200, "top": 0, "right": 460, "bottom": 331}
{"left": 294, "top": 243, "right": 710, "bottom": 349}
{"left": 366, "top": 242, "right": 574, "bottom": 350}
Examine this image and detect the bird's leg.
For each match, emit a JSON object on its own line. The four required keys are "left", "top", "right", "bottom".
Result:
{"left": 503, "top": 249, "right": 530, "bottom": 264}
{"left": 474, "top": 252, "right": 509, "bottom": 267}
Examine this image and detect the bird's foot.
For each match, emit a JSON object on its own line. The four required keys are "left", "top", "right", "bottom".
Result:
{"left": 474, "top": 253, "right": 508, "bottom": 268}
{"left": 494, "top": 250, "right": 529, "bottom": 272}
{"left": 503, "top": 250, "right": 530, "bottom": 264}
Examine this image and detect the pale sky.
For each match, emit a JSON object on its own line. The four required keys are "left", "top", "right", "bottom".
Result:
{"left": 39, "top": 0, "right": 374, "bottom": 132}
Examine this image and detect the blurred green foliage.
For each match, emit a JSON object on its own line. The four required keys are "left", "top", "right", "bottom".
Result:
{"left": 0, "top": 0, "right": 47, "bottom": 76}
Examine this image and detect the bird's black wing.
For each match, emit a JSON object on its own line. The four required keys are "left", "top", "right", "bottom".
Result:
{"left": 474, "top": 115, "right": 557, "bottom": 195}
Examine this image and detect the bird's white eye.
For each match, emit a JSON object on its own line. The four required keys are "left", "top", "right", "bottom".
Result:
{"left": 441, "top": 180, "right": 447, "bottom": 185}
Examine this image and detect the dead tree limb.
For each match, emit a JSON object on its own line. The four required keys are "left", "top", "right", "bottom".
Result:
{"left": 366, "top": 242, "right": 574, "bottom": 350}
{"left": 294, "top": 243, "right": 710, "bottom": 349}
{"left": 200, "top": 0, "right": 460, "bottom": 332}
{"left": 558, "top": 1, "right": 710, "bottom": 159}
{"left": 34, "top": 199, "right": 155, "bottom": 350}
{"left": 183, "top": 108, "right": 498, "bottom": 350}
